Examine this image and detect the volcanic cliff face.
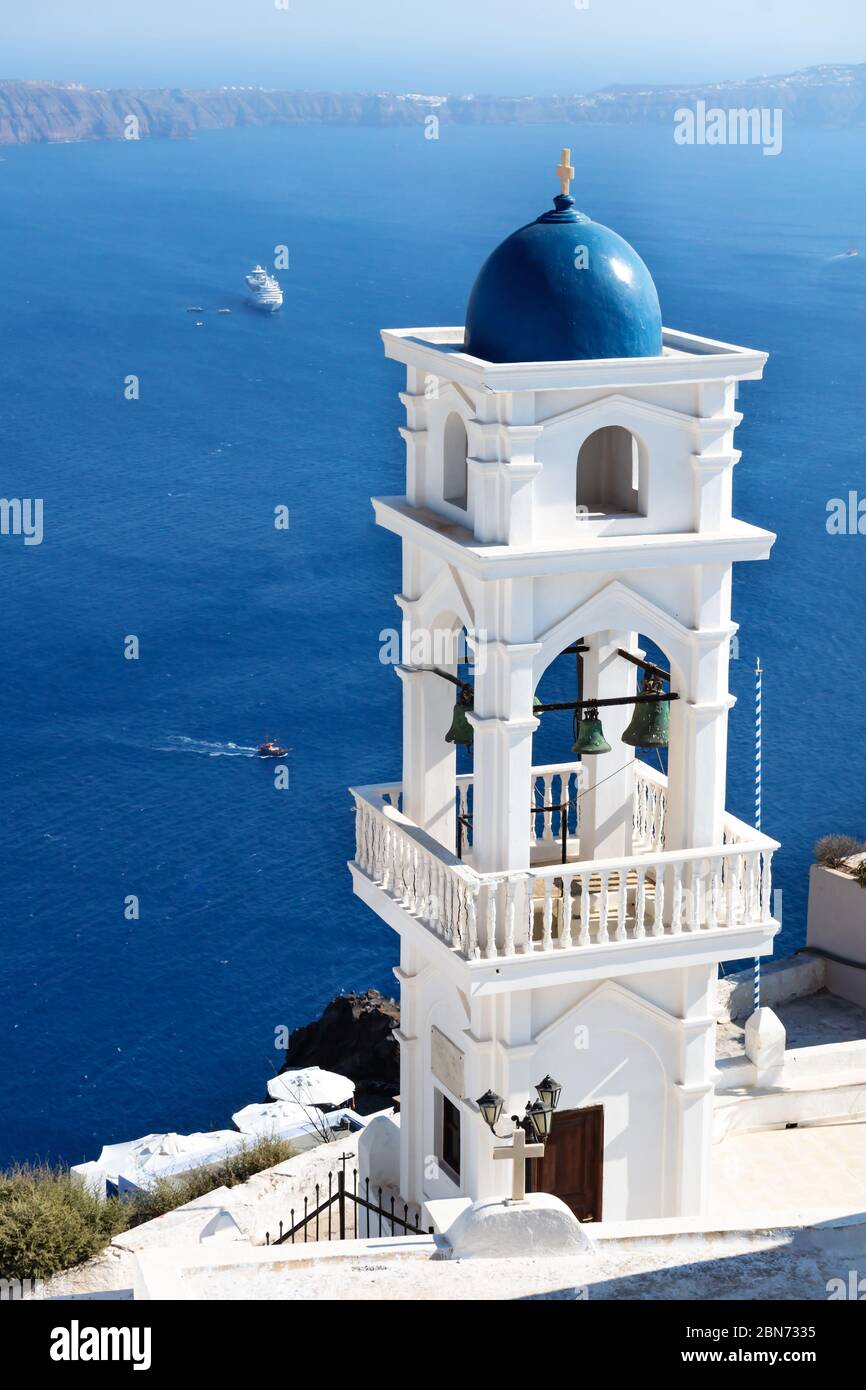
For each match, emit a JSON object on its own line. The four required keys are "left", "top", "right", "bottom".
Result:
{"left": 1, "top": 64, "right": 865, "bottom": 145}
{"left": 280, "top": 990, "right": 400, "bottom": 1101}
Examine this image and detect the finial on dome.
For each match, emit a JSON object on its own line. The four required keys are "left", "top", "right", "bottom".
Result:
{"left": 556, "top": 147, "right": 574, "bottom": 197}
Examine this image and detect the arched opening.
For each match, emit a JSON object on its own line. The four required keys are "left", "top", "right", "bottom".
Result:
{"left": 443, "top": 412, "right": 468, "bottom": 510}
{"left": 530, "top": 629, "right": 674, "bottom": 870}
{"left": 576, "top": 425, "right": 644, "bottom": 517}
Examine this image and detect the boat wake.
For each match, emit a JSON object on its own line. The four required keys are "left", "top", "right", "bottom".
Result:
{"left": 157, "top": 736, "right": 259, "bottom": 759}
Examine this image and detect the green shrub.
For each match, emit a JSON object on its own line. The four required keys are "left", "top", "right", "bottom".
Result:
{"left": 814, "top": 834, "right": 864, "bottom": 869}
{"left": 0, "top": 1163, "right": 128, "bottom": 1282}
{"left": 854, "top": 860, "right": 866, "bottom": 890}
{"left": 126, "top": 1136, "right": 296, "bottom": 1225}
{"left": 0, "top": 1136, "right": 296, "bottom": 1279}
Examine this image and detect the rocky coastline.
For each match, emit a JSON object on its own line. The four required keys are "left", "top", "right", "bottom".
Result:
{"left": 2, "top": 63, "right": 865, "bottom": 145}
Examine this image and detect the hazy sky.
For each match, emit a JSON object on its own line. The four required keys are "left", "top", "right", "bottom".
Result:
{"left": 3, "top": 0, "right": 864, "bottom": 93}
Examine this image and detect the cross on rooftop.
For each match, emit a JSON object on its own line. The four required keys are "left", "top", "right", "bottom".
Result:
{"left": 556, "top": 147, "right": 575, "bottom": 197}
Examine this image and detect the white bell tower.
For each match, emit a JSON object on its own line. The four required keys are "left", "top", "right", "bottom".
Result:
{"left": 350, "top": 155, "right": 780, "bottom": 1225}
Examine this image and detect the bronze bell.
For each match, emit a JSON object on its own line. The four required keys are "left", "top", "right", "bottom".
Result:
{"left": 445, "top": 690, "right": 474, "bottom": 747}
{"left": 622, "top": 675, "right": 670, "bottom": 748}
{"left": 572, "top": 705, "right": 611, "bottom": 756}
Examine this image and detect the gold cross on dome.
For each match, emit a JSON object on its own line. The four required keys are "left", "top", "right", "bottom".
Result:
{"left": 556, "top": 147, "right": 574, "bottom": 196}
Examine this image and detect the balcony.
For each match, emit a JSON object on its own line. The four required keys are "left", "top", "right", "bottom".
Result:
{"left": 349, "top": 761, "right": 779, "bottom": 984}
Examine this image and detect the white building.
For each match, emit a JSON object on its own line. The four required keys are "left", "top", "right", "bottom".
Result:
{"left": 350, "top": 154, "right": 780, "bottom": 1224}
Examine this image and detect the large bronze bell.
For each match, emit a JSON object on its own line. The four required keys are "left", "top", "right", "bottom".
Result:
{"left": 445, "top": 690, "right": 474, "bottom": 747}
{"left": 622, "top": 675, "right": 670, "bottom": 748}
{"left": 572, "top": 705, "right": 611, "bottom": 756}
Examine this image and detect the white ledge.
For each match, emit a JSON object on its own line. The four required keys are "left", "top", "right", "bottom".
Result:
{"left": 372, "top": 496, "right": 776, "bottom": 575}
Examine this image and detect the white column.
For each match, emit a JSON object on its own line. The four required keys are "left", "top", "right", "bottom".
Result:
{"left": 461, "top": 995, "right": 498, "bottom": 1202}
{"left": 579, "top": 631, "right": 638, "bottom": 860}
{"left": 396, "top": 664, "right": 457, "bottom": 851}
{"left": 468, "top": 640, "right": 540, "bottom": 873}
{"left": 395, "top": 945, "right": 422, "bottom": 1206}
{"left": 665, "top": 564, "right": 735, "bottom": 852}
{"left": 671, "top": 965, "right": 717, "bottom": 1217}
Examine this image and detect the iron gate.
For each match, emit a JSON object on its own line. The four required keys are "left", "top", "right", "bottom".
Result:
{"left": 265, "top": 1154, "right": 432, "bottom": 1246}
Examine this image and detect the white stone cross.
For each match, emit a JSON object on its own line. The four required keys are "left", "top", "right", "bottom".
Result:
{"left": 493, "top": 1124, "right": 545, "bottom": 1202}
{"left": 556, "top": 147, "right": 575, "bottom": 197}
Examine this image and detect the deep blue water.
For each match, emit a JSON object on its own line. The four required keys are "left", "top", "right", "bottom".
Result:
{"left": 0, "top": 124, "right": 864, "bottom": 1167}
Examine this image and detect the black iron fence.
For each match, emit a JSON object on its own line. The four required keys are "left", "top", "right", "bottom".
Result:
{"left": 265, "top": 1155, "right": 433, "bottom": 1246}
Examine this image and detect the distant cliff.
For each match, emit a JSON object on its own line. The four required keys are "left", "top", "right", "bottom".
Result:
{"left": 1, "top": 63, "right": 865, "bottom": 145}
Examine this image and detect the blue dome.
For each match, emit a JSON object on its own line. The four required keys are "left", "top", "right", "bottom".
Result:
{"left": 464, "top": 194, "right": 662, "bottom": 364}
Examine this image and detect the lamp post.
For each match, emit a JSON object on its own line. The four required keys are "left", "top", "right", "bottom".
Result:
{"left": 476, "top": 1076, "right": 562, "bottom": 1202}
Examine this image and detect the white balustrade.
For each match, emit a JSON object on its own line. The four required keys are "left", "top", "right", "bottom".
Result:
{"left": 351, "top": 763, "right": 777, "bottom": 963}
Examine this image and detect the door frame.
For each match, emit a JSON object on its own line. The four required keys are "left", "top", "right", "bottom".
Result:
{"left": 530, "top": 1103, "right": 604, "bottom": 1222}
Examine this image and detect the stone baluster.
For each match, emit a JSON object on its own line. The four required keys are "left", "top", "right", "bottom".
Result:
{"left": 746, "top": 853, "right": 758, "bottom": 923}
{"left": 761, "top": 850, "right": 773, "bottom": 922}
{"left": 685, "top": 863, "right": 698, "bottom": 932}
{"left": 542, "top": 877, "right": 553, "bottom": 951}
{"left": 560, "top": 873, "right": 574, "bottom": 949}
{"left": 579, "top": 872, "right": 591, "bottom": 946}
{"left": 653, "top": 864, "right": 665, "bottom": 935}
{"left": 436, "top": 863, "right": 446, "bottom": 935}
{"left": 367, "top": 810, "right": 376, "bottom": 878}
{"left": 726, "top": 854, "right": 738, "bottom": 928}
{"left": 466, "top": 883, "right": 479, "bottom": 958}
{"left": 733, "top": 850, "right": 745, "bottom": 928}
{"left": 635, "top": 866, "right": 647, "bottom": 939}
{"left": 378, "top": 817, "right": 388, "bottom": 888}
{"left": 709, "top": 857, "right": 721, "bottom": 929}
{"left": 504, "top": 878, "right": 516, "bottom": 957}
{"left": 671, "top": 863, "right": 684, "bottom": 933}
{"left": 485, "top": 883, "right": 498, "bottom": 959}
{"left": 529, "top": 776, "right": 538, "bottom": 847}
{"left": 598, "top": 871, "right": 610, "bottom": 944}
{"left": 448, "top": 874, "right": 458, "bottom": 943}
{"left": 616, "top": 871, "right": 628, "bottom": 942}
{"left": 542, "top": 773, "right": 555, "bottom": 845}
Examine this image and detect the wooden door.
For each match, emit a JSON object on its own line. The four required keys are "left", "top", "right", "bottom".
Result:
{"left": 530, "top": 1105, "right": 604, "bottom": 1221}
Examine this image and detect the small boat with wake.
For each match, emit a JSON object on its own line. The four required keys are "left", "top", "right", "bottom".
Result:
{"left": 257, "top": 740, "right": 289, "bottom": 758}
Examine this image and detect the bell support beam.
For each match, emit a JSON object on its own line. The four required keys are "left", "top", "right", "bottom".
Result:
{"left": 537, "top": 691, "right": 678, "bottom": 711}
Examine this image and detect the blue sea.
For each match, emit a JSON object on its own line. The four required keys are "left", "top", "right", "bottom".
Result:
{"left": 1, "top": 124, "right": 864, "bottom": 1167}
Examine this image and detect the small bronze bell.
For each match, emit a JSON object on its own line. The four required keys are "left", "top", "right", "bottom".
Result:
{"left": 622, "top": 675, "right": 670, "bottom": 749}
{"left": 445, "top": 690, "right": 474, "bottom": 747}
{"left": 572, "top": 705, "right": 611, "bottom": 756}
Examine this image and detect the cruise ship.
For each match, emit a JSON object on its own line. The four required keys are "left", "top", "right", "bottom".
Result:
{"left": 245, "top": 265, "right": 283, "bottom": 312}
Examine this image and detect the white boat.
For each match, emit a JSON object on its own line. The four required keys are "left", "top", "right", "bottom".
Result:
{"left": 245, "top": 265, "right": 283, "bottom": 312}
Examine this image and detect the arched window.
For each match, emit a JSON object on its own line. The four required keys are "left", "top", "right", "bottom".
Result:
{"left": 576, "top": 426, "right": 643, "bottom": 516}
{"left": 443, "top": 412, "right": 468, "bottom": 510}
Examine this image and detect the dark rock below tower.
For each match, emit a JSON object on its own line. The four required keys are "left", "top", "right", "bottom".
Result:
{"left": 280, "top": 990, "right": 400, "bottom": 1106}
